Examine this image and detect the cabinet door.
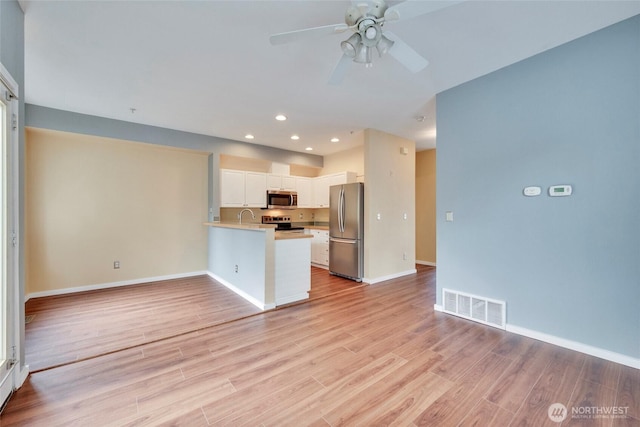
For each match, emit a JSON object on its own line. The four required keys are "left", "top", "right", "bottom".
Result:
{"left": 328, "top": 173, "right": 346, "bottom": 187}
{"left": 319, "top": 231, "right": 329, "bottom": 265}
{"left": 296, "top": 177, "right": 312, "bottom": 208}
{"left": 220, "top": 169, "right": 246, "bottom": 207}
{"left": 244, "top": 172, "right": 267, "bottom": 207}
{"left": 313, "top": 176, "right": 330, "bottom": 208}
{"left": 282, "top": 176, "right": 296, "bottom": 191}
{"left": 310, "top": 230, "right": 322, "bottom": 264}
{"left": 267, "top": 174, "right": 282, "bottom": 190}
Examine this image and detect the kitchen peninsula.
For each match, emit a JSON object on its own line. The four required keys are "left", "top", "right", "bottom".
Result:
{"left": 205, "top": 222, "right": 312, "bottom": 309}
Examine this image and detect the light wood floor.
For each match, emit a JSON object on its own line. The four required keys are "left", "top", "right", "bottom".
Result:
{"left": 24, "top": 267, "right": 362, "bottom": 372}
{"left": 3, "top": 265, "right": 638, "bottom": 426}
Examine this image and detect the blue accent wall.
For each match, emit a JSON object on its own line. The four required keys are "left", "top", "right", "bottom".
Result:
{"left": 436, "top": 15, "right": 640, "bottom": 359}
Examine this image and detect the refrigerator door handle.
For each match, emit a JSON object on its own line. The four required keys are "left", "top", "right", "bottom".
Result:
{"left": 330, "top": 237, "right": 357, "bottom": 244}
{"left": 340, "top": 188, "right": 345, "bottom": 233}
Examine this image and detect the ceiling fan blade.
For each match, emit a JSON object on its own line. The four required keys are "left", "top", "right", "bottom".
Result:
{"left": 269, "top": 23, "right": 350, "bottom": 46}
{"left": 384, "top": 0, "right": 463, "bottom": 22}
{"left": 384, "top": 31, "right": 429, "bottom": 73}
{"left": 328, "top": 54, "right": 352, "bottom": 85}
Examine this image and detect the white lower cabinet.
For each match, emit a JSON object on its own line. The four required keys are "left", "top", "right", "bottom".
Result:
{"left": 308, "top": 229, "right": 329, "bottom": 267}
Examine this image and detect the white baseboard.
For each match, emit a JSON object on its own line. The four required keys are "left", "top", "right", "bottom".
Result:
{"left": 506, "top": 324, "right": 640, "bottom": 370}
{"left": 207, "top": 272, "right": 275, "bottom": 311}
{"left": 416, "top": 260, "right": 436, "bottom": 267}
{"left": 365, "top": 268, "right": 417, "bottom": 285}
{"left": 26, "top": 271, "right": 209, "bottom": 301}
{"left": 435, "top": 302, "right": 639, "bottom": 369}
{"left": 276, "top": 292, "right": 309, "bottom": 306}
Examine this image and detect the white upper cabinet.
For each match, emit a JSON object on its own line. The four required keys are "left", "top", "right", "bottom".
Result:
{"left": 221, "top": 169, "right": 355, "bottom": 209}
{"left": 267, "top": 174, "right": 296, "bottom": 191}
{"left": 220, "top": 169, "right": 267, "bottom": 208}
{"left": 313, "top": 176, "right": 330, "bottom": 208}
{"left": 295, "top": 177, "right": 313, "bottom": 208}
{"left": 312, "top": 171, "right": 357, "bottom": 208}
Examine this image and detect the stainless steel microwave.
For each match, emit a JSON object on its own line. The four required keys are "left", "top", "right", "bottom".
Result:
{"left": 266, "top": 190, "right": 297, "bottom": 210}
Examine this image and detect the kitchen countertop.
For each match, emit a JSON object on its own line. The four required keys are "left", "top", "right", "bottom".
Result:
{"left": 305, "top": 225, "right": 329, "bottom": 231}
{"left": 204, "top": 222, "right": 312, "bottom": 240}
{"left": 275, "top": 232, "right": 313, "bottom": 240}
{"left": 204, "top": 222, "right": 276, "bottom": 230}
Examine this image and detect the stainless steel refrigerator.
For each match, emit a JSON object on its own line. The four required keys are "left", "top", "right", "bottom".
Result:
{"left": 329, "top": 182, "right": 364, "bottom": 281}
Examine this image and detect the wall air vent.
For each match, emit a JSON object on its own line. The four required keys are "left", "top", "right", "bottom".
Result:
{"left": 442, "top": 288, "right": 506, "bottom": 330}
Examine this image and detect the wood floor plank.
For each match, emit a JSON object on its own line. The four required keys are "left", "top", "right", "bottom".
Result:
{"left": 509, "top": 348, "right": 586, "bottom": 426}
{"left": 3, "top": 265, "right": 635, "bottom": 427}
{"left": 256, "top": 352, "right": 412, "bottom": 426}
{"left": 565, "top": 377, "right": 619, "bottom": 427}
{"left": 457, "top": 398, "right": 514, "bottom": 427}
{"left": 412, "top": 351, "right": 512, "bottom": 426}
{"left": 485, "top": 340, "right": 556, "bottom": 413}
{"left": 321, "top": 349, "right": 446, "bottom": 426}
{"left": 617, "top": 365, "right": 640, "bottom": 422}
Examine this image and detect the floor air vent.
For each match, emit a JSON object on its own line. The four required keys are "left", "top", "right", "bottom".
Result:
{"left": 442, "top": 288, "right": 506, "bottom": 330}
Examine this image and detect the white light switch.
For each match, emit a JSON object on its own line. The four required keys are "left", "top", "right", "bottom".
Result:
{"left": 403, "top": 213, "right": 407, "bottom": 220}
{"left": 445, "top": 211, "right": 454, "bottom": 222}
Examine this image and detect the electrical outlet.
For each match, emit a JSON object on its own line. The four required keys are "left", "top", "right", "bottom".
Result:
{"left": 403, "top": 252, "right": 407, "bottom": 260}
{"left": 114, "top": 261, "right": 120, "bottom": 269}
{"left": 234, "top": 264, "right": 238, "bottom": 273}
{"left": 299, "top": 213, "right": 303, "bottom": 219}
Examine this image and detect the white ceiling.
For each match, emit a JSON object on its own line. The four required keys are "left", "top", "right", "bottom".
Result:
{"left": 19, "top": 1, "right": 640, "bottom": 156}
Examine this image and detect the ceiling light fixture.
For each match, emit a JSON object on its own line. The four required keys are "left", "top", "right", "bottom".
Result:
{"left": 245, "top": 134, "right": 255, "bottom": 139}
{"left": 305, "top": 147, "right": 313, "bottom": 151}
{"left": 340, "top": 14, "right": 393, "bottom": 68}
{"left": 291, "top": 135, "right": 300, "bottom": 140}
{"left": 275, "top": 114, "right": 287, "bottom": 121}
{"left": 331, "top": 137, "right": 340, "bottom": 143}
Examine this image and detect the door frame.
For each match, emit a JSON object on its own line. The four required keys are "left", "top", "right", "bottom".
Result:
{"left": 0, "top": 61, "right": 24, "bottom": 410}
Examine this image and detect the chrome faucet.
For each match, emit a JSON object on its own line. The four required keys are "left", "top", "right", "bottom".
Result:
{"left": 238, "top": 208, "right": 255, "bottom": 224}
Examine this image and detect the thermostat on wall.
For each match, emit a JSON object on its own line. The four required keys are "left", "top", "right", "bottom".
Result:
{"left": 548, "top": 185, "right": 573, "bottom": 196}
{"left": 523, "top": 186, "right": 542, "bottom": 197}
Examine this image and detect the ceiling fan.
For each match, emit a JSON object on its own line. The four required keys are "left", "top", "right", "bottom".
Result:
{"left": 269, "top": 0, "right": 461, "bottom": 84}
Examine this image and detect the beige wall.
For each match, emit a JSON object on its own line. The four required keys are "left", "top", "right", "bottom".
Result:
{"left": 26, "top": 128, "right": 209, "bottom": 294}
{"left": 321, "top": 143, "right": 365, "bottom": 181}
{"left": 363, "top": 129, "right": 416, "bottom": 280}
{"left": 415, "top": 149, "right": 436, "bottom": 264}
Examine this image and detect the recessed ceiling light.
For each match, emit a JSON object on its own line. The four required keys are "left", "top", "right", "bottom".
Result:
{"left": 245, "top": 134, "right": 254, "bottom": 140}
{"left": 275, "top": 114, "right": 287, "bottom": 121}
{"left": 305, "top": 147, "right": 313, "bottom": 151}
{"left": 291, "top": 135, "right": 300, "bottom": 140}
{"left": 330, "top": 137, "right": 340, "bottom": 143}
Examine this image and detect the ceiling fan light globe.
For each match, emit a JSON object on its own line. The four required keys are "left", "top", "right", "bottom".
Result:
{"left": 354, "top": 45, "right": 372, "bottom": 65}
{"left": 376, "top": 34, "right": 394, "bottom": 56}
{"left": 365, "top": 26, "right": 377, "bottom": 40}
{"left": 341, "top": 33, "right": 361, "bottom": 58}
